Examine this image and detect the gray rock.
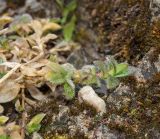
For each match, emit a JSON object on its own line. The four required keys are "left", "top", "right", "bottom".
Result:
{"left": 132, "top": 48, "right": 160, "bottom": 82}
{"left": 107, "top": 83, "right": 135, "bottom": 110}
{"left": 93, "top": 125, "right": 117, "bottom": 139}
{"left": 68, "top": 111, "right": 92, "bottom": 138}
{"left": 147, "top": 128, "right": 160, "bottom": 139}
{"left": 91, "top": 124, "right": 125, "bottom": 139}
{"left": 150, "top": 0, "right": 160, "bottom": 21}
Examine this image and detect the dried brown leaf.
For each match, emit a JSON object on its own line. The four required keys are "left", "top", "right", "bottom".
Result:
{"left": 24, "top": 97, "right": 36, "bottom": 106}
{"left": 10, "top": 131, "right": 22, "bottom": 139}
{"left": 46, "top": 82, "right": 56, "bottom": 96}
{"left": 30, "top": 20, "right": 43, "bottom": 37}
{"left": 42, "top": 22, "right": 61, "bottom": 33}
{"left": 0, "top": 80, "right": 20, "bottom": 103}
{"left": 0, "top": 16, "right": 13, "bottom": 29}
{"left": 41, "top": 33, "right": 57, "bottom": 44}
{"left": 21, "top": 65, "right": 38, "bottom": 77}
{"left": 5, "top": 122, "right": 21, "bottom": 133}
{"left": 27, "top": 86, "right": 47, "bottom": 101}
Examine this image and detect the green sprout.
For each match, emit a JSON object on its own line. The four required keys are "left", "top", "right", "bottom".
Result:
{"left": 26, "top": 113, "right": 46, "bottom": 134}
{"left": 46, "top": 56, "right": 131, "bottom": 99}
{"left": 0, "top": 36, "right": 10, "bottom": 50}
{"left": 55, "top": 0, "right": 77, "bottom": 41}
{"left": 0, "top": 135, "right": 10, "bottom": 139}
{"left": 0, "top": 73, "right": 5, "bottom": 79}
{"left": 46, "top": 62, "right": 75, "bottom": 99}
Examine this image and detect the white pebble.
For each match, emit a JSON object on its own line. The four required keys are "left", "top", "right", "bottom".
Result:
{"left": 78, "top": 86, "right": 106, "bottom": 114}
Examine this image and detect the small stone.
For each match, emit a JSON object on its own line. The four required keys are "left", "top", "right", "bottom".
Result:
{"left": 78, "top": 86, "right": 106, "bottom": 114}
{"left": 91, "top": 9, "right": 97, "bottom": 17}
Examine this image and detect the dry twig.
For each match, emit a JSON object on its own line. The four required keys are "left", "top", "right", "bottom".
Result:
{"left": 0, "top": 64, "right": 21, "bottom": 84}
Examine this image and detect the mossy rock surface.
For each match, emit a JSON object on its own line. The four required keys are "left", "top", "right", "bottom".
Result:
{"left": 1, "top": 0, "right": 159, "bottom": 138}
{"left": 30, "top": 0, "right": 160, "bottom": 138}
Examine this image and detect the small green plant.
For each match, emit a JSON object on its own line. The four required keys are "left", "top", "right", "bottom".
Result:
{"left": 0, "top": 37, "right": 10, "bottom": 50}
{"left": 46, "top": 56, "right": 131, "bottom": 99}
{"left": 0, "top": 135, "right": 10, "bottom": 139}
{"left": 46, "top": 62, "right": 75, "bottom": 99}
{"left": 94, "top": 56, "right": 129, "bottom": 89}
{"left": 26, "top": 113, "right": 46, "bottom": 134}
{"left": 0, "top": 73, "right": 5, "bottom": 79}
{"left": 55, "top": 0, "right": 77, "bottom": 41}
{"left": 0, "top": 116, "right": 9, "bottom": 125}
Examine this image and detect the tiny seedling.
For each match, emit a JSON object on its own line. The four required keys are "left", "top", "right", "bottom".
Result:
{"left": 26, "top": 113, "right": 46, "bottom": 134}
{"left": 0, "top": 135, "right": 10, "bottom": 139}
{"left": 0, "top": 36, "right": 10, "bottom": 50}
{"left": 94, "top": 57, "right": 130, "bottom": 89}
{"left": 0, "top": 116, "right": 9, "bottom": 125}
{"left": 55, "top": 0, "right": 77, "bottom": 41}
{"left": 0, "top": 73, "right": 5, "bottom": 79}
{"left": 46, "top": 57, "right": 131, "bottom": 99}
{"left": 46, "top": 62, "right": 75, "bottom": 99}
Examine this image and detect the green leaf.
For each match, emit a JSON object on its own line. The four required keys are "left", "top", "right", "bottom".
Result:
{"left": 105, "top": 56, "right": 118, "bottom": 71}
{"left": 15, "top": 99, "right": 24, "bottom": 112}
{"left": 56, "top": 0, "right": 64, "bottom": 11}
{"left": 63, "top": 80, "right": 75, "bottom": 99}
{"left": 114, "top": 66, "right": 134, "bottom": 77}
{"left": 27, "top": 113, "right": 46, "bottom": 126}
{"left": 108, "top": 63, "right": 129, "bottom": 77}
{"left": 0, "top": 36, "right": 9, "bottom": 50}
{"left": 0, "top": 73, "right": 5, "bottom": 79}
{"left": 49, "top": 18, "right": 61, "bottom": 23}
{"left": 104, "top": 57, "right": 117, "bottom": 77}
{"left": 26, "top": 113, "right": 46, "bottom": 134}
{"left": 47, "top": 72, "right": 67, "bottom": 84}
{"left": 48, "top": 62, "right": 66, "bottom": 74}
{"left": 106, "top": 75, "right": 120, "bottom": 89}
{"left": 61, "top": 9, "right": 69, "bottom": 24}
{"left": 66, "top": 0, "right": 77, "bottom": 13}
{"left": 47, "top": 62, "right": 72, "bottom": 85}
{"left": 61, "top": 63, "right": 75, "bottom": 77}
{"left": 115, "top": 63, "right": 128, "bottom": 76}
{"left": 0, "top": 135, "right": 10, "bottom": 139}
{"left": 63, "top": 15, "right": 76, "bottom": 41}
{"left": 27, "top": 124, "right": 41, "bottom": 134}
{"left": 94, "top": 61, "right": 107, "bottom": 75}
{"left": 80, "top": 65, "right": 97, "bottom": 85}
{"left": 0, "top": 116, "right": 9, "bottom": 125}
{"left": 61, "top": 0, "right": 77, "bottom": 24}
{"left": 114, "top": 68, "right": 129, "bottom": 77}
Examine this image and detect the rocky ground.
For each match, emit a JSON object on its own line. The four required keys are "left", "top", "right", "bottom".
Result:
{"left": 0, "top": 0, "right": 160, "bottom": 139}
